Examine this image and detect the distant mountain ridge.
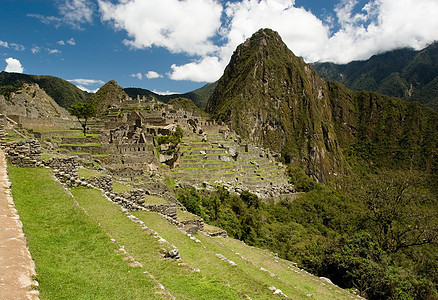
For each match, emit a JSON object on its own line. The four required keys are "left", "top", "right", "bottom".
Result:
{"left": 124, "top": 82, "right": 217, "bottom": 110}
{"left": 313, "top": 42, "right": 438, "bottom": 111}
{"left": 206, "top": 28, "right": 438, "bottom": 182}
{"left": 0, "top": 71, "right": 89, "bottom": 109}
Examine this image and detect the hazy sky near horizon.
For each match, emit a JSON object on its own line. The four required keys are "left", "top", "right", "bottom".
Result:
{"left": 1, "top": 0, "right": 438, "bottom": 94}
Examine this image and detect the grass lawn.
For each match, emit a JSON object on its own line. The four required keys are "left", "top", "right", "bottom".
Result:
{"left": 70, "top": 187, "right": 241, "bottom": 299}
{"left": 78, "top": 167, "right": 104, "bottom": 179}
{"left": 9, "top": 165, "right": 357, "bottom": 300}
{"left": 133, "top": 211, "right": 355, "bottom": 300}
{"left": 113, "top": 181, "right": 135, "bottom": 193}
{"left": 8, "top": 166, "right": 160, "bottom": 299}
{"left": 144, "top": 194, "right": 170, "bottom": 205}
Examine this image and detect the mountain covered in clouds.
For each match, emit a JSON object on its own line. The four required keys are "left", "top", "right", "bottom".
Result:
{"left": 313, "top": 42, "right": 438, "bottom": 111}
{"left": 206, "top": 28, "right": 438, "bottom": 182}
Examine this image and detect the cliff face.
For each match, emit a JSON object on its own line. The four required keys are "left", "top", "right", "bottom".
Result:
{"left": 207, "top": 29, "right": 438, "bottom": 182}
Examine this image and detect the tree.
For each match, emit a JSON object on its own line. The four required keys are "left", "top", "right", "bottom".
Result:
{"left": 68, "top": 102, "right": 96, "bottom": 136}
{"left": 357, "top": 172, "right": 438, "bottom": 253}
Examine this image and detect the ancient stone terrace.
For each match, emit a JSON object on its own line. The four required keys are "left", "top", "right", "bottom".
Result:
{"left": 170, "top": 131, "right": 293, "bottom": 199}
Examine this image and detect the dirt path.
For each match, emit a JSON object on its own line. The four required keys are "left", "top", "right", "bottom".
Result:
{"left": 0, "top": 149, "right": 39, "bottom": 299}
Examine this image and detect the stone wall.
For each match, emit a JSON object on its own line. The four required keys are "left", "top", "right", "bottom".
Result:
{"left": 47, "top": 157, "right": 80, "bottom": 176}
{"left": 5, "top": 140, "right": 42, "bottom": 167}
{"left": 8, "top": 115, "right": 74, "bottom": 130}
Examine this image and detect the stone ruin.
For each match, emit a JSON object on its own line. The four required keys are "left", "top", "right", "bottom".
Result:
{"left": 5, "top": 140, "right": 42, "bottom": 167}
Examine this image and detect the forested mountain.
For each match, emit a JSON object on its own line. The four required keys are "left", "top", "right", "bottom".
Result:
{"left": 313, "top": 42, "right": 438, "bottom": 111}
{"left": 203, "top": 28, "right": 438, "bottom": 299}
{"left": 207, "top": 29, "right": 438, "bottom": 183}
{"left": 0, "top": 71, "right": 89, "bottom": 108}
{"left": 89, "top": 80, "right": 129, "bottom": 116}
{"left": 124, "top": 82, "right": 217, "bottom": 110}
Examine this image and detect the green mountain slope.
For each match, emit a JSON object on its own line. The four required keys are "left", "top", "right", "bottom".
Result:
{"left": 207, "top": 29, "right": 438, "bottom": 182}
{"left": 89, "top": 80, "right": 129, "bottom": 115}
{"left": 125, "top": 82, "right": 217, "bottom": 109}
{"left": 313, "top": 42, "right": 438, "bottom": 111}
{"left": 0, "top": 71, "right": 88, "bottom": 108}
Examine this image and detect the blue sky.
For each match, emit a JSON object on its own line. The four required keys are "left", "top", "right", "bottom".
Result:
{"left": 1, "top": 0, "right": 438, "bottom": 94}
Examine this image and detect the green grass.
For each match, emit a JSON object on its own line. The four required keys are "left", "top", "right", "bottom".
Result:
{"left": 78, "top": 167, "right": 104, "bottom": 179}
{"left": 59, "top": 133, "right": 99, "bottom": 139}
{"left": 132, "top": 211, "right": 355, "bottom": 299}
{"left": 41, "top": 152, "right": 64, "bottom": 161}
{"left": 70, "top": 187, "right": 241, "bottom": 299}
{"left": 113, "top": 181, "right": 135, "bottom": 193}
{"left": 203, "top": 223, "right": 225, "bottom": 234}
{"left": 8, "top": 166, "right": 358, "bottom": 300}
{"left": 5, "top": 131, "right": 25, "bottom": 142}
{"left": 8, "top": 166, "right": 161, "bottom": 299}
{"left": 177, "top": 209, "right": 201, "bottom": 221}
{"left": 32, "top": 129, "right": 82, "bottom": 134}
{"left": 144, "top": 195, "right": 169, "bottom": 205}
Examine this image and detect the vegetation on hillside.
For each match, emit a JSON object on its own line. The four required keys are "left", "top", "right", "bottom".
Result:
{"left": 124, "top": 82, "right": 217, "bottom": 109}
{"left": 313, "top": 42, "right": 438, "bottom": 111}
{"left": 0, "top": 71, "right": 88, "bottom": 108}
{"left": 89, "top": 80, "right": 128, "bottom": 115}
{"left": 176, "top": 170, "right": 438, "bottom": 299}
{"left": 203, "top": 28, "right": 438, "bottom": 299}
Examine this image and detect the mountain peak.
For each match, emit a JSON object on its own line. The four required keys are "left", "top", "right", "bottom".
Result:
{"left": 89, "top": 80, "right": 129, "bottom": 115}
{"left": 206, "top": 28, "right": 345, "bottom": 182}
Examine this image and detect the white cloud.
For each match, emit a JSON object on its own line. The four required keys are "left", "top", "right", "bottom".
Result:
{"left": 31, "top": 46, "right": 41, "bottom": 54}
{"left": 98, "top": 0, "right": 222, "bottom": 56}
{"left": 27, "top": 14, "right": 62, "bottom": 27}
{"left": 317, "top": 0, "right": 438, "bottom": 63}
{"left": 4, "top": 57, "right": 24, "bottom": 73}
{"left": 67, "top": 38, "right": 76, "bottom": 45}
{"left": 130, "top": 72, "right": 143, "bottom": 80}
{"left": 76, "top": 85, "right": 99, "bottom": 93}
{"left": 68, "top": 78, "right": 105, "bottom": 93}
{"left": 153, "top": 89, "right": 177, "bottom": 95}
{"left": 145, "top": 71, "right": 163, "bottom": 79}
{"left": 168, "top": 0, "right": 330, "bottom": 81}
{"left": 68, "top": 79, "right": 105, "bottom": 86}
{"left": 99, "top": 0, "right": 438, "bottom": 82}
{"left": 28, "top": 0, "right": 94, "bottom": 29}
{"left": 169, "top": 56, "right": 224, "bottom": 82}
{"left": 59, "top": 0, "right": 94, "bottom": 29}
{"left": 57, "top": 38, "right": 76, "bottom": 46}
{"left": 47, "top": 48, "right": 61, "bottom": 54}
{"left": 0, "top": 40, "right": 25, "bottom": 51}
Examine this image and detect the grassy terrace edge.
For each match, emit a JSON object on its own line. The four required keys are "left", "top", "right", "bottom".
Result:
{"left": 8, "top": 166, "right": 160, "bottom": 299}
{"left": 8, "top": 165, "right": 358, "bottom": 299}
